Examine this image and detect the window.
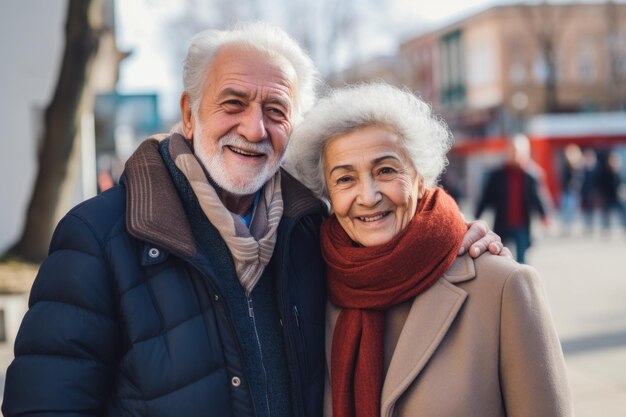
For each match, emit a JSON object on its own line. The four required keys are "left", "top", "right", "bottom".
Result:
{"left": 578, "top": 36, "right": 597, "bottom": 83}
{"left": 440, "top": 30, "right": 465, "bottom": 106}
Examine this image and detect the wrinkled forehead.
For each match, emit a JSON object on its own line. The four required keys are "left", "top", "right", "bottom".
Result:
{"left": 323, "top": 125, "right": 414, "bottom": 166}
{"left": 324, "top": 123, "right": 412, "bottom": 159}
{"left": 208, "top": 44, "right": 298, "bottom": 103}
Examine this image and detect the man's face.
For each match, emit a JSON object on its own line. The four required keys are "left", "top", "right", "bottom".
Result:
{"left": 182, "top": 45, "right": 297, "bottom": 195}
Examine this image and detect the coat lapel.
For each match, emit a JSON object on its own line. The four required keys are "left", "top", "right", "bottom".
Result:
{"left": 380, "top": 255, "right": 476, "bottom": 417}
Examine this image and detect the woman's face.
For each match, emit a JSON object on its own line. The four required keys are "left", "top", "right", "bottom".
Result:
{"left": 323, "top": 125, "right": 422, "bottom": 247}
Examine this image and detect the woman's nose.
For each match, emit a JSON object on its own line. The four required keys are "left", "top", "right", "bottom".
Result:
{"left": 357, "top": 178, "right": 382, "bottom": 206}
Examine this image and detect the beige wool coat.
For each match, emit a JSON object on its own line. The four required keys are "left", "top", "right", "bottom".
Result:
{"left": 324, "top": 253, "right": 573, "bottom": 417}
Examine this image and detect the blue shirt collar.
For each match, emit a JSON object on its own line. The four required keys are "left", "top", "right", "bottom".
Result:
{"left": 240, "top": 190, "right": 261, "bottom": 227}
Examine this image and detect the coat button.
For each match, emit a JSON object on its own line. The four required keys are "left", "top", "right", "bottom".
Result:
{"left": 231, "top": 376, "right": 241, "bottom": 387}
{"left": 214, "top": 294, "right": 219, "bottom": 301}
{"left": 148, "top": 248, "right": 160, "bottom": 258}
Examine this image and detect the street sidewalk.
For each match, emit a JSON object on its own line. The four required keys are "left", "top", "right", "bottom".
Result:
{"left": 526, "top": 224, "right": 626, "bottom": 417}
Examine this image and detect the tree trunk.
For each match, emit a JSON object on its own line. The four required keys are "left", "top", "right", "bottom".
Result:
{"left": 6, "top": 0, "right": 102, "bottom": 262}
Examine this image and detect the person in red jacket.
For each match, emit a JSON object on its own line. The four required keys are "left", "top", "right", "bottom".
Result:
{"left": 475, "top": 134, "right": 552, "bottom": 263}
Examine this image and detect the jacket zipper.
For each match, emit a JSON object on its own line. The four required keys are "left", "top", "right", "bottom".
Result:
{"left": 292, "top": 305, "right": 310, "bottom": 373}
{"left": 247, "top": 294, "right": 272, "bottom": 417}
{"left": 183, "top": 259, "right": 259, "bottom": 417}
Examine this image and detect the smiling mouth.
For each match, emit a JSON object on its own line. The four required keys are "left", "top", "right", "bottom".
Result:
{"left": 358, "top": 212, "right": 390, "bottom": 222}
{"left": 227, "top": 146, "right": 265, "bottom": 157}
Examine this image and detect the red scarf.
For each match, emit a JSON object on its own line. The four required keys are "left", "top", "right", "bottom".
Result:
{"left": 321, "top": 188, "right": 466, "bottom": 417}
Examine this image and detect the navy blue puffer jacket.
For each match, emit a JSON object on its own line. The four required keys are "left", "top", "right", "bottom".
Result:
{"left": 2, "top": 138, "right": 327, "bottom": 417}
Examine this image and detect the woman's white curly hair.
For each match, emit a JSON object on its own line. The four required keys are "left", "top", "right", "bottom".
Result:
{"left": 283, "top": 82, "right": 455, "bottom": 202}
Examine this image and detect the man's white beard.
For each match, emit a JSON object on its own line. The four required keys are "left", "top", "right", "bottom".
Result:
{"left": 193, "top": 128, "right": 281, "bottom": 196}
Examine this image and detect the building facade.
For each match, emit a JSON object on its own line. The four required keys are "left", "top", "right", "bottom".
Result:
{"left": 397, "top": 2, "right": 626, "bottom": 138}
{"left": 329, "top": 2, "right": 626, "bottom": 209}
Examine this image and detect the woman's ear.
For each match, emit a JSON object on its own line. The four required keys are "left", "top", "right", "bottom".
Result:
{"left": 419, "top": 178, "right": 426, "bottom": 198}
{"left": 414, "top": 174, "right": 426, "bottom": 199}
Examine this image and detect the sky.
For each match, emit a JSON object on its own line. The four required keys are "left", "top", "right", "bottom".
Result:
{"left": 390, "top": 0, "right": 493, "bottom": 27}
{"left": 114, "top": 0, "right": 497, "bottom": 120}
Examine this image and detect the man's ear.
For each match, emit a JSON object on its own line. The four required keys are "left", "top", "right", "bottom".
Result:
{"left": 180, "top": 93, "right": 195, "bottom": 139}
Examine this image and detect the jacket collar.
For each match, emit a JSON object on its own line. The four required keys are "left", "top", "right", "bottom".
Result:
{"left": 280, "top": 168, "right": 327, "bottom": 219}
{"left": 380, "top": 254, "right": 476, "bottom": 416}
{"left": 123, "top": 137, "right": 196, "bottom": 258}
{"left": 442, "top": 252, "right": 477, "bottom": 284}
{"left": 123, "top": 136, "right": 325, "bottom": 259}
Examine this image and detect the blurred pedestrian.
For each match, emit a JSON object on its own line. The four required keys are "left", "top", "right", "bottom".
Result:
{"left": 596, "top": 150, "right": 626, "bottom": 232}
{"left": 581, "top": 148, "right": 599, "bottom": 232}
{"left": 475, "top": 134, "right": 551, "bottom": 263}
{"left": 559, "top": 144, "right": 584, "bottom": 235}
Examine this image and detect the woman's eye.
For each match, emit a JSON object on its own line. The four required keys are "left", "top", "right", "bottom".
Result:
{"left": 378, "top": 167, "right": 396, "bottom": 175}
{"left": 336, "top": 176, "right": 353, "bottom": 184}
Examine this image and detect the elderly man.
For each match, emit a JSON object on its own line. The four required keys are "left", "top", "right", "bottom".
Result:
{"left": 3, "top": 22, "right": 504, "bottom": 417}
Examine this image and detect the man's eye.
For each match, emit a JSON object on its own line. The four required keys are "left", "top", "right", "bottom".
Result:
{"left": 267, "top": 107, "right": 286, "bottom": 118}
{"left": 224, "top": 100, "right": 244, "bottom": 107}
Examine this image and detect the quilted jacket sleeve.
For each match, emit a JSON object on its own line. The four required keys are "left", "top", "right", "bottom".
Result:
{"left": 2, "top": 211, "right": 121, "bottom": 416}
{"left": 498, "top": 265, "right": 573, "bottom": 417}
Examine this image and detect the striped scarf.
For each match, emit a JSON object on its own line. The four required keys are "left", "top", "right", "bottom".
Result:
{"left": 169, "top": 134, "right": 283, "bottom": 294}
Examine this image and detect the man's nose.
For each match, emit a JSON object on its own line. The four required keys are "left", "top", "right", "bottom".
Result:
{"left": 237, "top": 106, "right": 266, "bottom": 142}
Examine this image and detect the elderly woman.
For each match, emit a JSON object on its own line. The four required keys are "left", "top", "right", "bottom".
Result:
{"left": 284, "top": 83, "right": 572, "bottom": 417}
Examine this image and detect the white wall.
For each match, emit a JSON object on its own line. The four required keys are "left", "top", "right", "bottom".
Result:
{"left": 0, "top": 0, "right": 68, "bottom": 253}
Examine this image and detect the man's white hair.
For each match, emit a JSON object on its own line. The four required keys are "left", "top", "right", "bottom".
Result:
{"left": 283, "top": 82, "right": 454, "bottom": 202}
{"left": 181, "top": 21, "right": 319, "bottom": 126}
